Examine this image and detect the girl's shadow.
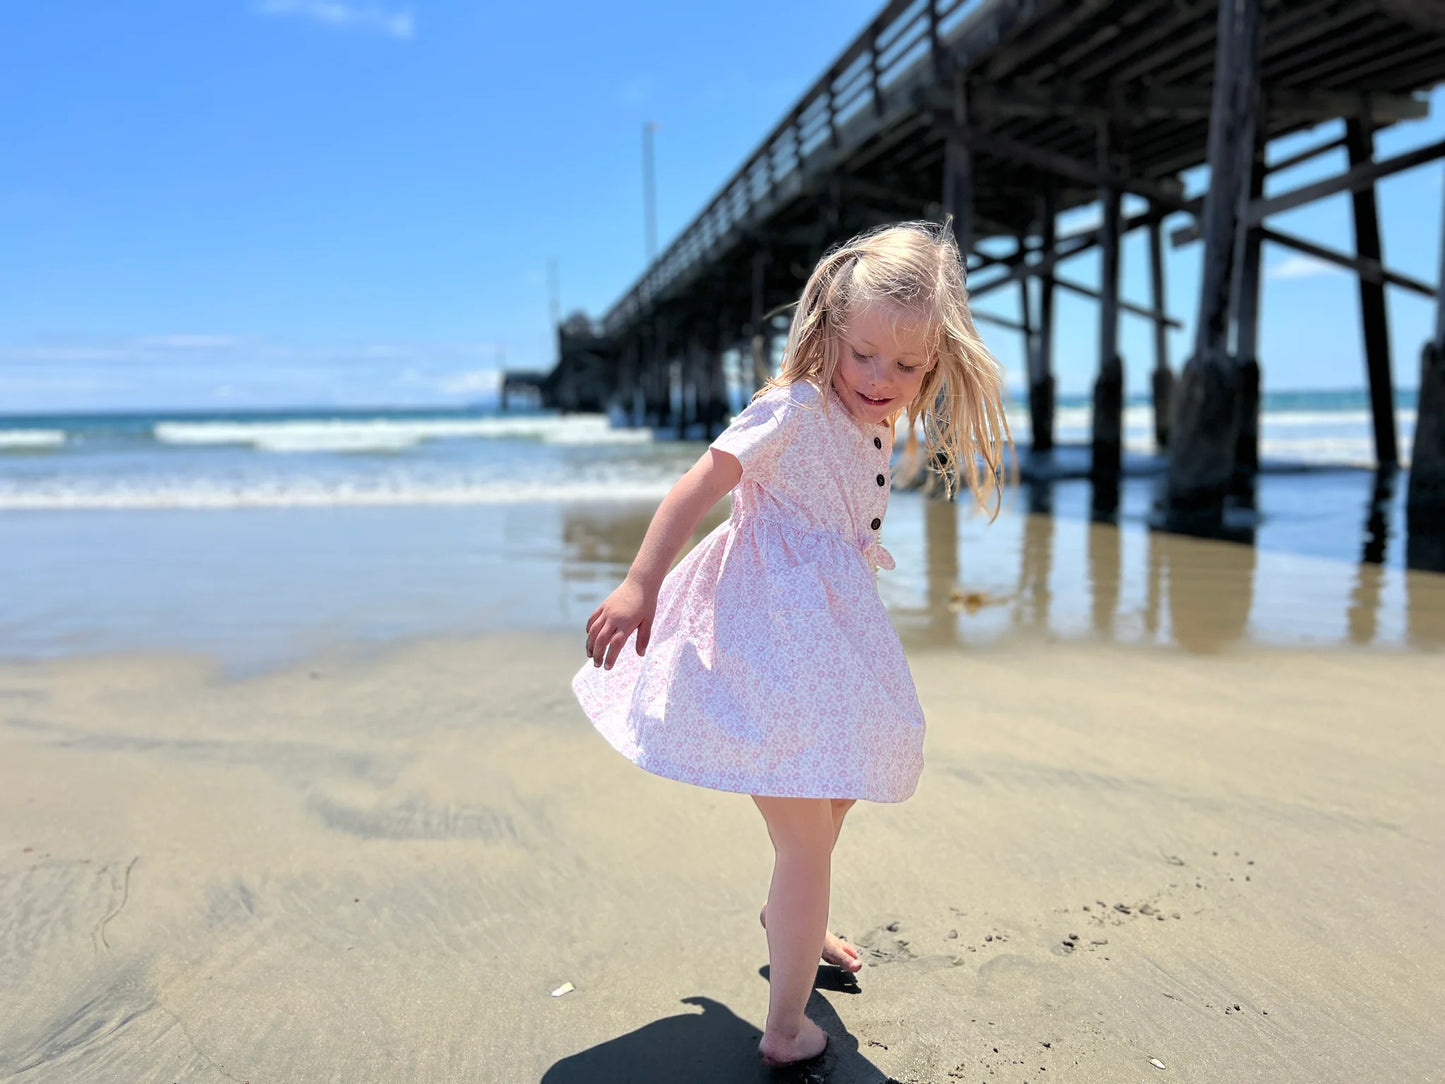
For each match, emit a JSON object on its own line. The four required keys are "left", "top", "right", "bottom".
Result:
{"left": 541, "top": 966, "right": 884, "bottom": 1083}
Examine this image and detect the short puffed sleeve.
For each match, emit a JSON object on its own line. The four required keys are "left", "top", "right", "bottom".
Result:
{"left": 709, "top": 388, "right": 801, "bottom": 482}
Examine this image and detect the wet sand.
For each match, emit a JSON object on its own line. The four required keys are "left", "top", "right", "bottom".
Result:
{"left": 2, "top": 619, "right": 1442, "bottom": 1082}
{"left": 5, "top": 467, "right": 1445, "bottom": 672}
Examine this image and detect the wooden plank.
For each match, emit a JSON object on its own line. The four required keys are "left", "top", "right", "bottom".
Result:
{"left": 1382, "top": 0, "right": 1445, "bottom": 34}
{"left": 1052, "top": 274, "right": 1180, "bottom": 327}
{"left": 938, "top": 119, "right": 1190, "bottom": 211}
{"left": 970, "top": 203, "right": 1168, "bottom": 297}
{"left": 1172, "top": 137, "right": 1445, "bottom": 246}
{"left": 970, "top": 309, "right": 1028, "bottom": 332}
{"left": 1259, "top": 226, "right": 1435, "bottom": 296}
{"left": 964, "top": 81, "right": 1426, "bottom": 123}
{"left": 1266, "top": 134, "right": 1347, "bottom": 176}
{"left": 1346, "top": 114, "right": 1399, "bottom": 469}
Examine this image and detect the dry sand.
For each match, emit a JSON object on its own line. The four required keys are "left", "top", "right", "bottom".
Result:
{"left": 1, "top": 630, "right": 1442, "bottom": 1083}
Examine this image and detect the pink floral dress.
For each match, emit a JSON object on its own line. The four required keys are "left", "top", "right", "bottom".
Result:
{"left": 571, "top": 379, "right": 925, "bottom": 803}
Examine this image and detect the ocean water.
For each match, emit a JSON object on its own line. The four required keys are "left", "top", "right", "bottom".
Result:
{"left": 0, "top": 394, "right": 1440, "bottom": 669}
{"left": 0, "top": 390, "right": 1422, "bottom": 511}
{"left": 1008, "top": 389, "right": 1419, "bottom": 468}
{"left": 0, "top": 408, "right": 681, "bottom": 510}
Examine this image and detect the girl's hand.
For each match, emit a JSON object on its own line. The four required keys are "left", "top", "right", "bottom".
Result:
{"left": 585, "top": 576, "right": 657, "bottom": 670}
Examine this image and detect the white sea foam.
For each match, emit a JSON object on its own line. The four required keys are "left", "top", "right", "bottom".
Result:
{"left": 0, "top": 475, "right": 676, "bottom": 511}
{"left": 1008, "top": 406, "right": 1417, "bottom": 467}
{"left": 0, "top": 428, "right": 66, "bottom": 449}
{"left": 152, "top": 414, "right": 652, "bottom": 453}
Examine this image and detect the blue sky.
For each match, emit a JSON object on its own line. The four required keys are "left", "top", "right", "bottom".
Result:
{"left": 1, "top": 0, "right": 1443, "bottom": 412}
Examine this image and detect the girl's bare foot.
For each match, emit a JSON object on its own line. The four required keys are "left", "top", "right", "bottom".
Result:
{"left": 758, "top": 1016, "right": 829, "bottom": 1066}
{"left": 759, "top": 905, "right": 863, "bottom": 973}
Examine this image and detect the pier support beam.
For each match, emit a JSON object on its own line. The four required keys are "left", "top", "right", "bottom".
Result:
{"left": 1029, "top": 187, "right": 1057, "bottom": 452}
{"left": 1167, "top": 0, "right": 1263, "bottom": 518}
{"left": 1232, "top": 127, "right": 1268, "bottom": 491}
{"left": 1346, "top": 111, "right": 1399, "bottom": 469}
{"left": 944, "top": 77, "right": 974, "bottom": 259}
{"left": 705, "top": 318, "right": 729, "bottom": 436}
{"left": 648, "top": 319, "right": 671, "bottom": 429}
{"left": 684, "top": 336, "right": 708, "bottom": 437}
{"left": 683, "top": 337, "right": 701, "bottom": 436}
{"left": 1149, "top": 215, "right": 1174, "bottom": 450}
{"left": 1406, "top": 171, "right": 1445, "bottom": 525}
{"left": 1017, "top": 233, "right": 1034, "bottom": 395}
{"left": 1092, "top": 117, "right": 1125, "bottom": 490}
{"left": 620, "top": 336, "right": 641, "bottom": 425}
{"left": 751, "top": 249, "right": 773, "bottom": 391}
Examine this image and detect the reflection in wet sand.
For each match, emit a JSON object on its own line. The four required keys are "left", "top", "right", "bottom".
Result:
{"left": 1017, "top": 495, "right": 1053, "bottom": 633}
{"left": 1088, "top": 518, "right": 1121, "bottom": 639}
{"left": 1158, "top": 531, "right": 1257, "bottom": 653}
{"left": 924, "top": 497, "right": 961, "bottom": 642}
{"left": 556, "top": 478, "right": 1445, "bottom": 656}
{"left": 560, "top": 505, "right": 650, "bottom": 584}
{"left": 1145, "top": 523, "right": 1164, "bottom": 638}
{"left": 1407, "top": 564, "right": 1445, "bottom": 647}
{"left": 1349, "top": 562, "right": 1384, "bottom": 645}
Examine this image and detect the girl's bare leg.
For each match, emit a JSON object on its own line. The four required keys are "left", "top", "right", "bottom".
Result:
{"left": 759, "top": 798, "right": 861, "bottom": 972}
{"left": 752, "top": 795, "right": 833, "bottom": 1065}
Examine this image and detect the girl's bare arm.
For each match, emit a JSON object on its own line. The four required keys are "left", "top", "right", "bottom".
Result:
{"left": 585, "top": 447, "right": 742, "bottom": 669}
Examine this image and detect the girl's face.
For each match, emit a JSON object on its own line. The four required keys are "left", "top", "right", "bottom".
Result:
{"left": 830, "top": 304, "right": 932, "bottom": 427}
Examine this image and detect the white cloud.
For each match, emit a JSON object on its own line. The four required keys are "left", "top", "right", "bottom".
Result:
{"left": 438, "top": 370, "right": 500, "bottom": 396}
{"left": 0, "top": 336, "right": 527, "bottom": 410}
{"left": 0, "top": 335, "right": 244, "bottom": 362}
{"left": 255, "top": 0, "right": 414, "bottom": 40}
{"left": 0, "top": 345, "right": 134, "bottom": 362}
{"left": 1268, "top": 254, "right": 1339, "bottom": 280}
{"left": 136, "top": 334, "right": 244, "bottom": 350}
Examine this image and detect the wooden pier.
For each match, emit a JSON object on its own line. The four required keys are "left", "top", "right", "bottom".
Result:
{"left": 542, "top": 0, "right": 1445, "bottom": 525}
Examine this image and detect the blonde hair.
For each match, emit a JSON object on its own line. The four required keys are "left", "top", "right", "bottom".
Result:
{"left": 758, "top": 220, "right": 1012, "bottom": 513}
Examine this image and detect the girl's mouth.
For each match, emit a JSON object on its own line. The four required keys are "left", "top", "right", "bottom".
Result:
{"left": 857, "top": 391, "right": 893, "bottom": 407}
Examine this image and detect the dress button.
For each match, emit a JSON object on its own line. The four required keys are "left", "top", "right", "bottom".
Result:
{"left": 871, "top": 517, "right": 881, "bottom": 530}
{"left": 873, "top": 436, "right": 882, "bottom": 449}
{"left": 876, "top": 474, "right": 885, "bottom": 486}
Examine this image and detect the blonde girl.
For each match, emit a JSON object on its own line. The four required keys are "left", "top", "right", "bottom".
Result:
{"left": 573, "top": 219, "right": 1009, "bottom": 1067}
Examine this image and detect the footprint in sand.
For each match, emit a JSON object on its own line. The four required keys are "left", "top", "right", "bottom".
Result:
{"left": 854, "top": 920, "right": 968, "bottom": 972}
{"left": 854, "top": 920, "right": 916, "bottom": 965}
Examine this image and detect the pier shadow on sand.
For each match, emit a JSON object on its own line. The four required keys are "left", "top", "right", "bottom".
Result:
{"left": 541, "top": 966, "right": 885, "bottom": 1084}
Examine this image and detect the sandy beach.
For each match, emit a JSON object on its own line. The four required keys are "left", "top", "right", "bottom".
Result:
{"left": 2, "top": 619, "right": 1441, "bottom": 1082}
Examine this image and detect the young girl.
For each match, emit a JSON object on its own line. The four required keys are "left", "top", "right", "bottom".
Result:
{"left": 573, "top": 220, "right": 1009, "bottom": 1067}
